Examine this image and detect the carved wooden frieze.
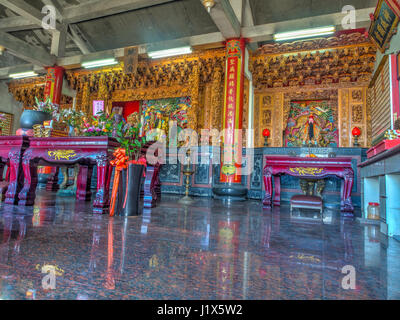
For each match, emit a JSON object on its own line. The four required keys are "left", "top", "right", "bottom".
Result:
{"left": 252, "top": 33, "right": 376, "bottom": 90}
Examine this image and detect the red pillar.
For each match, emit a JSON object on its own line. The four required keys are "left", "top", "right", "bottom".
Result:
{"left": 220, "top": 39, "right": 245, "bottom": 183}
{"left": 213, "top": 39, "right": 248, "bottom": 200}
{"left": 220, "top": 38, "right": 246, "bottom": 184}
{"left": 44, "top": 66, "right": 64, "bottom": 105}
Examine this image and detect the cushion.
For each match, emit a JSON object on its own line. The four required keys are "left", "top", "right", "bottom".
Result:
{"left": 291, "top": 195, "right": 322, "bottom": 208}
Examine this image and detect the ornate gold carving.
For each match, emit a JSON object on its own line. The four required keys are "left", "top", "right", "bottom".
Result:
{"left": 188, "top": 64, "right": 200, "bottom": 131}
{"left": 339, "top": 88, "right": 350, "bottom": 147}
{"left": 262, "top": 95, "right": 272, "bottom": 107}
{"left": 289, "top": 167, "right": 324, "bottom": 176}
{"left": 351, "top": 104, "right": 363, "bottom": 123}
{"left": 252, "top": 38, "right": 376, "bottom": 90}
{"left": 81, "top": 82, "right": 90, "bottom": 116}
{"left": 254, "top": 95, "right": 260, "bottom": 146}
{"left": 211, "top": 66, "right": 223, "bottom": 131}
{"left": 351, "top": 89, "right": 363, "bottom": 102}
{"left": 97, "top": 73, "right": 110, "bottom": 114}
{"left": 48, "top": 150, "right": 77, "bottom": 161}
{"left": 256, "top": 32, "right": 374, "bottom": 55}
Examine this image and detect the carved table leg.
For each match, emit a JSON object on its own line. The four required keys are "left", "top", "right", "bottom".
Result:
{"left": 5, "top": 149, "right": 24, "bottom": 205}
{"left": 263, "top": 169, "right": 273, "bottom": 207}
{"left": 144, "top": 165, "right": 157, "bottom": 208}
{"left": 77, "top": 165, "right": 93, "bottom": 201}
{"left": 93, "top": 153, "right": 112, "bottom": 214}
{"left": 18, "top": 150, "right": 38, "bottom": 206}
{"left": 342, "top": 168, "right": 354, "bottom": 213}
{"left": 0, "top": 162, "right": 5, "bottom": 182}
{"left": 0, "top": 161, "right": 8, "bottom": 201}
{"left": 273, "top": 176, "right": 281, "bottom": 206}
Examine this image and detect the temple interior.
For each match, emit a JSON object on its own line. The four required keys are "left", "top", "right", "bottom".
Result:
{"left": 0, "top": 0, "right": 399, "bottom": 301}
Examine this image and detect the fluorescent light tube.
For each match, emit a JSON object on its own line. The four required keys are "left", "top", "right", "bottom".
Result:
{"left": 148, "top": 46, "right": 192, "bottom": 59}
{"left": 274, "top": 26, "right": 336, "bottom": 42}
{"left": 9, "top": 71, "right": 38, "bottom": 79}
{"left": 82, "top": 58, "right": 118, "bottom": 69}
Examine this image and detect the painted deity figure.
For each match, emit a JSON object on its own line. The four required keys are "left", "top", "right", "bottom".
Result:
{"left": 127, "top": 112, "right": 140, "bottom": 128}
{"left": 302, "top": 114, "right": 321, "bottom": 146}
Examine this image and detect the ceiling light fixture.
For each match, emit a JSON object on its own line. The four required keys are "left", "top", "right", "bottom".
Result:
{"left": 274, "top": 26, "right": 336, "bottom": 42}
{"left": 9, "top": 71, "right": 38, "bottom": 79}
{"left": 202, "top": 0, "right": 215, "bottom": 13}
{"left": 148, "top": 46, "right": 192, "bottom": 59}
{"left": 82, "top": 58, "right": 118, "bottom": 69}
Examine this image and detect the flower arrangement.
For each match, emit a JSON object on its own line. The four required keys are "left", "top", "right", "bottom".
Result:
{"left": 34, "top": 97, "right": 59, "bottom": 119}
{"left": 60, "top": 108, "right": 85, "bottom": 133}
{"left": 82, "top": 111, "right": 115, "bottom": 137}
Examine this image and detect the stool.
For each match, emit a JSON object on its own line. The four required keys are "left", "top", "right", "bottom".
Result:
{"left": 290, "top": 195, "right": 323, "bottom": 216}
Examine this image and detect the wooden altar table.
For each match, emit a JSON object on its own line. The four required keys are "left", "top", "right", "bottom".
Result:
{"left": 263, "top": 156, "right": 355, "bottom": 212}
{"left": 18, "top": 137, "right": 119, "bottom": 213}
{"left": 0, "top": 136, "right": 30, "bottom": 205}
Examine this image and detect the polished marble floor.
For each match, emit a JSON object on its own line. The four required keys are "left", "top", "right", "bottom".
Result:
{"left": 0, "top": 191, "right": 399, "bottom": 300}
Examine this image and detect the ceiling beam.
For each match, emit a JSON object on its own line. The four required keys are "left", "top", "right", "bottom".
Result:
{"left": 68, "top": 24, "right": 95, "bottom": 54}
{"left": 62, "top": 0, "right": 176, "bottom": 24}
{"left": 242, "top": 7, "right": 374, "bottom": 43}
{"left": 51, "top": 23, "right": 67, "bottom": 57}
{"left": 242, "top": 0, "right": 257, "bottom": 51}
{"left": 0, "top": 16, "right": 37, "bottom": 32}
{"left": 201, "top": 0, "right": 241, "bottom": 39}
{"left": 242, "top": 0, "right": 254, "bottom": 27}
{"left": 229, "top": 0, "right": 243, "bottom": 25}
{"left": 0, "top": 31, "right": 56, "bottom": 66}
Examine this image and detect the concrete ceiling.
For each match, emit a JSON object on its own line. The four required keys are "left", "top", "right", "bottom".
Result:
{"left": 249, "top": 0, "right": 377, "bottom": 25}
{"left": 74, "top": 1, "right": 219, "bottom": 51}
{"left": 0, "top": 0, "right": 378, "bottom": 77}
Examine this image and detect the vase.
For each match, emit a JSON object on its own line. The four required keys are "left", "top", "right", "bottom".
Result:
{"left": 68, "top": 125, "right": 75, "bottom": 137}
{"left": 20, "top": 110, "right": 52, "bottom": 129}
{"left": 119, "top": 163, "right": 144, "bottom": 216}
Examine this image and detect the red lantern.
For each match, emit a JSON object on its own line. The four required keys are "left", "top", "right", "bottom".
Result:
{"left": 352, "top": 127, "right": 361, "bottom": 137}
{"left": 262, "top": 128, "right": 271, "bottom": 137}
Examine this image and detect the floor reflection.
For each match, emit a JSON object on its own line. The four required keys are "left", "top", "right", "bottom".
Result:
{"left": 0, "top": 191, "right": 399, "bottom": 300}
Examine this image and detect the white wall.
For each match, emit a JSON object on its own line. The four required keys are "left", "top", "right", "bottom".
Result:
{"left": 0, "top": 80, "right": 23, "bottom": 134}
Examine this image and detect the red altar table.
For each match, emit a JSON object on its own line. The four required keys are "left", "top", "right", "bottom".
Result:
{"left": 18, "top": 137, "right": 119, "bottom": 213}
{"left": 263, "top": 156, "right": 355, "bottom": 212}
{"left": 0, "top": 136, "right": 29, "bottom": 205}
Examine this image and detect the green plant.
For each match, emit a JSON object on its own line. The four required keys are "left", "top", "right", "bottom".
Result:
{"left": 115, "top": 121, "right": 146, "bottom": 161}
{"left": 34, "top": 97, "right": 59, "bottom": 119}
